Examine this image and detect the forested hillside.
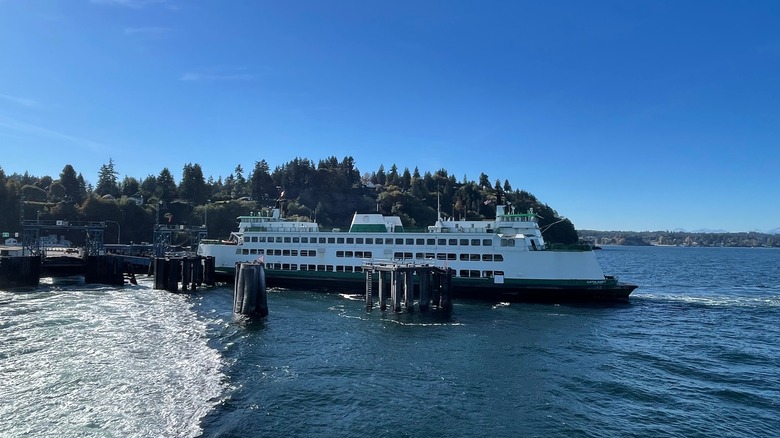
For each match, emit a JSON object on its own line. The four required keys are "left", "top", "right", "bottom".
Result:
{"left": 0, "top": 157, "right": 578, "bottom": 246}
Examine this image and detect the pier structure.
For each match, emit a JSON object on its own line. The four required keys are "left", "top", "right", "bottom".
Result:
{"left": 153, "top": 255, "right": 216, "bottom": 293}
{"left": 153, "top": 224, "right": 208, "bottom": 257}
{"left": 21, "top": 219, "right": 107, "bottom": 257}
{"left": 362, "top": 260, "right": 453, "bottom": 313}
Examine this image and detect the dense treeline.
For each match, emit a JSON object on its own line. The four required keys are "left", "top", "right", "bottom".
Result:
{"left": 579, "top": 230, "right": 780, "bottom": 248}
{"left": 0, "top": 157, "right": 578, "bottom": 246}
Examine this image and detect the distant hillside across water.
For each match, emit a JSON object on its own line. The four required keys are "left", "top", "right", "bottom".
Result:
{"left": 579, "top": 230, "right": 780, "bottom": 248}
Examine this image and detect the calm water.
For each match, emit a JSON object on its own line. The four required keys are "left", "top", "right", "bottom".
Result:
{"left": 1, "top": 246, "right": 778, "bottom": 437}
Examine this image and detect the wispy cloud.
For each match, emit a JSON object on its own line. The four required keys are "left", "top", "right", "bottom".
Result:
{"left": 0, "top": 93, "right": 40, "bottom": 108}
{"left": 0, "top": 116, "right": 102, "bottom": 152}
{"left": 124, "top": 26, "right": 172, "bottom": 37}
{"left": 179, "top": 72, "right": 258, "bottom": 82}
{"left": 91, "top": 0, "right": 170, "bottom": 9}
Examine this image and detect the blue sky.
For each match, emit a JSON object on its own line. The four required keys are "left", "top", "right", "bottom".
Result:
{"left": 1, "top": 0, "right": 778, "bottom": 232}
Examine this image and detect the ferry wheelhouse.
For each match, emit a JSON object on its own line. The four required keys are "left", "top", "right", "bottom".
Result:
{"left": 197, "top": 204, "right": 637, "bottom": 301}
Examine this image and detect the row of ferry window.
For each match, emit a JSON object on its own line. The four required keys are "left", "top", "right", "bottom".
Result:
{"left": 237, "top": 248, "right": 373, "bottom": 258}
{"left": 264, "top": 263, "right": 504, "bottom": 278}
{"left": 237, "top": 247, "right": 503, "bottom": 262}
{"left": 243, "top": 235, "right": 497, "bottom": 246}
{"left": 393, "top": 252, "right": 505, "bottom": 262}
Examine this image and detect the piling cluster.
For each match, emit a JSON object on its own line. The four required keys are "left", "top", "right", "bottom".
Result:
{"left": 363, "top": 261, "right": 453, "bottom": 313}
{"left": 152, "top": 255, "right": 216, "bottom": 292}
{"left": 233, "top": 262, "right": 268, "bottom": 316}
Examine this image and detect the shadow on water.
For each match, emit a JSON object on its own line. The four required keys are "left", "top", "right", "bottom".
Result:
{"left": 231, "top": 314, "right": 267, "bottom": 331}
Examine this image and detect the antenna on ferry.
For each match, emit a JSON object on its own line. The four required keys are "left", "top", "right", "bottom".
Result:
{"left": 437, "top": 190, "right": 442, "bottom": 220}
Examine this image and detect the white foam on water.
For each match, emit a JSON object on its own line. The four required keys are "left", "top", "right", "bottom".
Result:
{"left": 0, "top": 280, "right": 227, "bottom": 438}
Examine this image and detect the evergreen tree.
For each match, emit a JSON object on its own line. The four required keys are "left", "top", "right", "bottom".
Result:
{"left": 77, "top": 173, "right": 89, "bottom": 199}
{"left": 376, "top": 165, "right": 387, "bottom": 186}
{"left": 232, "top": 164, "right": 247, "bottom": 199}
{"left": 400, "top": 167, "right": 412, "bottom": 190}
{"left": 250, "top": 160, "right": 275, "bottom": 203}
{"left": 120, "top": 176, "right": 141, "bottom": 197}
{"left": 95, "top": 159, "right": 120, "bottom": 198}
{"left": 155, "top": 167, "right": 178, "bottom": 202}
{"left": 503, "top": 179, "right": 512, "bottom": 192}
{"left": 479, "top": 172, "right": 490, "bottom": 189}
{"left": 387, "top": 164, "right": 400, "bottom": 186}
{"left": 179, "top": 163, "right": 208, "bottom": 204}
{"left": 139, "top": 175, "right": 157, "bottom": 201}
{"left": 59, "top": 164, "right": 81, "bottom": 203}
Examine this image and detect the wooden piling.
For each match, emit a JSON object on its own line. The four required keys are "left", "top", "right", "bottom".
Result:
{"left": 419, "top": 269, "right": 430, "bottom": 312}
{"left": 0, "top": 256, "right": 41, "bottom": 289}
{"left": 85, "top": 255, "right": 124, "bottom": 286}
{"left": 233, "top": 262, "right": 268, "bottom": 316}
{"left": 403, "top": 271, "right": 414, "bottom": 312}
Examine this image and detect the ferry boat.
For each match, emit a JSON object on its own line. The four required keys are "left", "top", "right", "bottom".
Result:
{"left": 197, "top": 203, "right": 637, "bottom": 301}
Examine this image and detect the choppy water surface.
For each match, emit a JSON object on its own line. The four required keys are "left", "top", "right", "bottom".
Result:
{"left": 1, "top": 246, "right": 778, "bottom": 437}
